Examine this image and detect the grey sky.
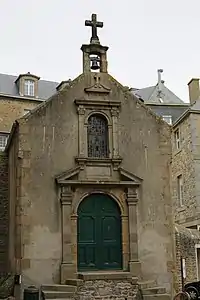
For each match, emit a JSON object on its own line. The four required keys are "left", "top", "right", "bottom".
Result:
{"left": 0, "top": 0, "right": 199, "bottom": 102}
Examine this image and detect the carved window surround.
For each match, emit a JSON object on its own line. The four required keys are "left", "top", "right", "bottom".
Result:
{"left": 74, "top": 98, "right": 121, "bottom": 168}
{"left": 75, "top": 157, "right": 122, "bottom": 170}
{"left": 75, "top": 99, "right": 121, "bottom": 108}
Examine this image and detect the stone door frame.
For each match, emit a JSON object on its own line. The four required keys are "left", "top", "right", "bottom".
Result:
{"left": 77, "top": 193, "right": 123, "bottom": 271}
{"left": 59, "top": 182, "right": 141, "bottom": 283}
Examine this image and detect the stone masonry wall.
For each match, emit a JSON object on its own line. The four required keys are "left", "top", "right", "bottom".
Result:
{"left": 0, "top": 152, "right": 9, "bottom": 272}
{"left": 175, "top": 225, "right": 200, "bottom": 292}
{"left": 13, "top": 72, "right": 174, "bottom": 290}
{"left": 0, "top": 97, "right": 40, "bottom": 133}
{"left": 171, "top": 116, "right": 196, "bottom": 224}
{"left": 76, "top": 279, "right": 139, "bottom": 300}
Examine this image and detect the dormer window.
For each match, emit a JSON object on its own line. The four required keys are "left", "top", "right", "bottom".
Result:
{"left": 15, "top": 72, "right": 40, "bottom": 98}
{"left": 24, "top": 79, "right": 35, "bottom": 97}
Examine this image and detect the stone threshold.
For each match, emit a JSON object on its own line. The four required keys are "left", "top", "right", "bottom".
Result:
{"left": 77, "top": 271, "right": 138, "bottom": 281}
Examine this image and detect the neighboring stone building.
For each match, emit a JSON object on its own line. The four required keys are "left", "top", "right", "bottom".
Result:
{"left": 175, "top": 225, "right": 200, "bottom": 291}
{"left": 132, "top": 69, "right": 189, "bottom": 125}
{"left": 3, "top": 14, "right": 175, "bottom": 300}
{"left": 0, "top": 152, "right": 9, "bottom": 272}
{"left": 171, "top": 78, "right": 200, "bottom": 292}
{"left": 0, "top": 72, "right": 59, "bottom": 151}
{"left": 171, "top": 78, "right": 200, "bottom": 226}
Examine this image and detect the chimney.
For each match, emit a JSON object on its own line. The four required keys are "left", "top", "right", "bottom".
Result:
{"left": 157, "top": 69, "right": 163, "bottom": 93}
{"left": 188, "top": 78, "right": 200, "bottom": 105}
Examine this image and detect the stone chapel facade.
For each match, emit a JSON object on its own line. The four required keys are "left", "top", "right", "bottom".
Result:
{"left": 4, "top": 14, "right": 175, "bottom": 298}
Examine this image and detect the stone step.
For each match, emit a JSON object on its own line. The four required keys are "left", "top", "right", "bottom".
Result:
{"left": 143, "top": 294, "right": 171, "bottom": 300}
{"left": 138, "top": 280, "right": 157, "bottom": 289}
{"left": 142, "top": 287, "right": 167, "bottom": 295}
{"left": 46, "top": 299, "right": 73, "bottom": 300}
{"left": 65, "top": 279, "right": 83, "bottom": 286}
{"left": 78, "top": 271, "right": 132, "bottom": 281}
{"left": 42, "top": 291, "right": 75, "bottom": 299}
{"left": 42, "top": 284, "right": 76, "bottom": 293}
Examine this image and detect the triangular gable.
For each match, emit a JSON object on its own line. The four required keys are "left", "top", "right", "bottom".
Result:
{"left": 84, "top": 83, "right": 111, "bottom": 94}
{"left": 55, "top": 165, "right": 142, "bottom": 186}
{"left": 55, "top": 166, "right": 81, "bottom": 183}
{"left": 119, "top": 167, "right": 142, "bottom": 185}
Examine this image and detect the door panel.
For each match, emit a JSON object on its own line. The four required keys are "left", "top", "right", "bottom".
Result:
{"left": 77, "top": 194, "right": 122, "bottom": 270}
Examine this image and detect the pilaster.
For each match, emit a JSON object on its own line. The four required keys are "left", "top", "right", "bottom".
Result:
{"left": 127, "top": 187, "right": 141, "bottom": 277}
{"left": 77, "top": 105, "right": 86, "bottom": 157}
{"left": 60, "top": 186, "right": 76, "bottom": 283}
{"left": 111, "top": 108, "right": 120, "bottom": 158}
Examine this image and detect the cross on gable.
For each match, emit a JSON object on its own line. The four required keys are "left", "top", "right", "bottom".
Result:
{"left": 85, "top": 13, "right": 103, "bottom": 44}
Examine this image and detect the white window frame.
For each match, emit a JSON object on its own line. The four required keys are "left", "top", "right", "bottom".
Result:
{"left": 162, "top": 115, "right": 172, "bottom": 125}
{"left": 195, "top": 244, "right": 200, "bottom": 280}
{"left": 0, "top": 134, "right": 8, "bottom": 151}
{"left": 177, "top": 174, "right": 183, "bottom": 206}
{"left": 24, "top": 79, "right": 35, "bottom": 97}
{"left": 174, "top": 128, "right": 180, "bottom": 150}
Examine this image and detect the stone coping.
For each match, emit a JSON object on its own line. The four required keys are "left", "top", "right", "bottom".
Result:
{"left": 77, "top": 271, "right": 137, "bottom": 281}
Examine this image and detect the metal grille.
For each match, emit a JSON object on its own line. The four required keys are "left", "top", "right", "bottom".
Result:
{"left": 88, "top": 115, "right": 108, "bottom": 158}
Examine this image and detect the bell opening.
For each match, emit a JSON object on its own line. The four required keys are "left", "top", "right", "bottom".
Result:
{"left": 90, "top": 55, "right": 100, "bottom": 72}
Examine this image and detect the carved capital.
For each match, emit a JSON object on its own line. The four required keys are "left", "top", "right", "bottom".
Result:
{"left": 60, "top": 186, "right": 73, "bottom": 205}
{"left": 71, "top": 214, "right": 78, "bottom": 221}
{"left": 111, "top": 107, "right": 119, "bottom": 117}
{"left": 127, "top": 187, "right": 138, "bottom": 205}
{"left": 77, "top": 105, "right": 85, "bottom": 115}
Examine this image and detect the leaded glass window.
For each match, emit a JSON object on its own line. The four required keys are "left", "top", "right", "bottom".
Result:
{"left": 87, "top": 114, "right": 109, "bottom": 158}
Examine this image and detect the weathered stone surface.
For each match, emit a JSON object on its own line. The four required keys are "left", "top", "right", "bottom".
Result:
{"left": 5, "top": 66, "right": 174, "bottom": 296}
{"left": 172, "top": 117, "right": 196, "bottom": 223}
{"left": 171, "top": 110, "right": 200, "bottom": 292}
{"left": 0, "top": 274, "right": 15, "bottom": 298}
{"left": 0, "top": 153, "right": 9, "bottom": 272}
{"left": 174, "top": 225, "right": 200, "bottom": 292}
{"left": 0, "top": 98, "right": 39, "bottom": 133}
{"left": 75, "top": 279, "right": 139, "bottom": 300}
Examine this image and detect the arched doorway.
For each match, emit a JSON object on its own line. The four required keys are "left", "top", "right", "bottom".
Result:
{"left": 77, "top": 193, "right": 122, "bottom": 271}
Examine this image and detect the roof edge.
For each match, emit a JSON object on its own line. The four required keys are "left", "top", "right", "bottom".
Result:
{"left": 173, "top": 106, "right": 200, "bottom": 127}
{"left": 5, "top": 121, "right": 18, "bottom": 153}
{"left": 18, "top": 73, "right": 84, "bottom": 122}
{"left": 15, "top": 72, "right": 40, "bottom": 83}
{"left": 0, "top": 92, "right": 45, "bottom": 102}
{"left": 173, "top": 109, "right": 190, "bottom": 127}
{"left": 146, "top": 102, "right": 189, "bottom": 107}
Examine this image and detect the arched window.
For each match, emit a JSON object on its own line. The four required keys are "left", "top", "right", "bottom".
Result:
{"left": 87, "top": 114, "right": 109, "bottom": 158}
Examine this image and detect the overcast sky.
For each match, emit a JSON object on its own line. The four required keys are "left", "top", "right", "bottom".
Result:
{"left": 0, "top": 0, "right": 200, "bottom": 102}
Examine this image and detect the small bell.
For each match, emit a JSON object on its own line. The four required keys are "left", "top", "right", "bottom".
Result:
{"left": 91, "top": 60, "right": 100, "bottom": 70}
{"left": 90, "top": 56, "right": 100, "bottom": 70}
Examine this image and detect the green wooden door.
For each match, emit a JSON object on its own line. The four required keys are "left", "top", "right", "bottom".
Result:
{"left": 77, "top": 194, "right": 122, "bottom": 271}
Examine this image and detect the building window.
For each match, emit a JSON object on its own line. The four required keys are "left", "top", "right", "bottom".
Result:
{"left": 177, "top": 174, "right": 183, "bottom": 206}
{"left": 24, "top": 80, "right": 35, "bottom": 96}
{"left": 174, "top": 128, "right": 180, "bottom": 150}
{"left": 162, "top": 115, "right": 172, "bottom": 125}
{"left": 87, "top": 114, "right": 109, "bottom": 158}
{"left": 0, "top": 134, "right": 8, "bottom": 151}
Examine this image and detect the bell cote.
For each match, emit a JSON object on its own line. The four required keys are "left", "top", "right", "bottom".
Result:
{"left": 81, "top": 13, "right": 108, "bottom": 73}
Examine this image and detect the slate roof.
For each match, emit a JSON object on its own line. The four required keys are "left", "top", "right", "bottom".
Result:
{"left": 173, "top": 97, "right": 200, "bottom": 127}
{"left": 0, "top": 73, "right": 58, "bottom": 100}
{"left": 132, "top": 82, "right": 185, "bottom": 105}
{"left": 0, "top": 71, "right": 186, "bottom": 105}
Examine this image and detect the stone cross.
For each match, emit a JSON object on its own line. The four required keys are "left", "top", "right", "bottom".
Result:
{"left": 85, "top": 14, "right": 103, "bottom": 43}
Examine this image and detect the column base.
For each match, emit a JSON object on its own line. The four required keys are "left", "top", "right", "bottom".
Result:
{"left": 60, "top": 263, "right": 76, "bottom": 284}
{"left": 129, "top": 261, "right": 141, "bottom": 278}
